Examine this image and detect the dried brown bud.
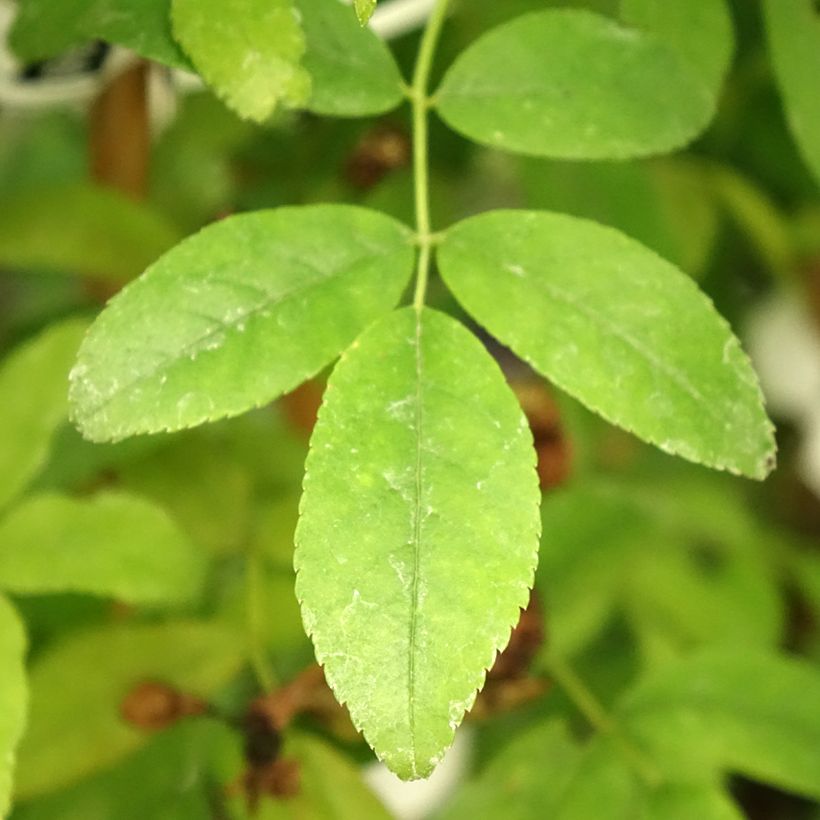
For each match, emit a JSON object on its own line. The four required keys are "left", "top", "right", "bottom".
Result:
{"left": 120, "top": 680, "right": 207, "bottom": 731}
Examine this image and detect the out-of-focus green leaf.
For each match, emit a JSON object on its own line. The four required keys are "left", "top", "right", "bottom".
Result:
{"left": 0, "top": 492, "right": 205, "bottom": 605}
{"left": 537, "top": 478, "right": 784, "bottom": 663}
{"left": 10, "top": 0, "right": 191, "bottom": 69}
{"left": 440, "top": 719, "right": 744, "bottom": 820}
{"left": 439, "top": 720, "right": 582, "bottom": 819}
{"left": 0, "top": 185, "right": 182, "bottom": 283}
{"left": 620, "top": 0, "right": 734, "bottom": 94}
{"left": 150, "top": 93, "right": 254, "bottom": 232}
{"left": 437, "top": 210, "right": 776, "bottom": 479}
{"left": 354, "top": 0, "right": 377, "bottom": 26}
{"left": 0, "top": 318, "right": 87, "bottom": 513}
{"left": 621, "top": 649, "right": 820, "bottom": 798}
{"left": 231, "top": 731, "right": 392, "bottom": 819}
{"left": 297, "top": 0, "right": 404, "bottom": 117}
{"left": 763, "top": 0, "right": 820, "bottom": 186}
{"left": 171, "top": 0, "right": 310, "bottom": 122}
{"left": 118, "top": 431, "right": 253, "bottom": 554}
{"left": 0, "top": 596, "right": 27, "bottom": 819}
{"left": 12, "top": 720, "right": 230, "bottom": 820}
{"left": 536, "top": 486, "right": 644, "bottom": 658}
{"left": 70, "top": 205, "right": 414, "bottom": 443}
{"left": 296, "top": 308, "right": 540, "bottom": 780}
{"left": 516, "top": 158, "right": 719, "bottom": 278}
{"left": 14, "top": 620, "right": 244, "bottom": 798}
{"left": 436, "top": 10, "right": 713, "bottom": 160}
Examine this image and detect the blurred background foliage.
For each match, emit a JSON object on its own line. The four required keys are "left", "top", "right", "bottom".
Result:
{"left": 0, "top": 0, "right": 819, "bottom": 818}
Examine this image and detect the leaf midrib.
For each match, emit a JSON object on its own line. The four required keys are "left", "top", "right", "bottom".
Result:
{"left": 407, "top": 309, "right": 424, "bottom": 777}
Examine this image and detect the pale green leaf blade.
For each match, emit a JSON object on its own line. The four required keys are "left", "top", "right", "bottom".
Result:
{"left": 12, "top": 721, "right": 228, "bottom": 820}
{"left": 440, "top": 719, "right": 744, "bottom": 820}
{"left": 295, "top": 308, "right": 540, "bottom": 780}
{"left": 437, "top": 210, "right": 775, "bottom": 479}
{"left": 354, "top": 0, "right": 377, "bottom": 26}
{"left": 298, "top": 0, "right": 404, "bottom": 117}
{"left": 0, "top": 492, "right": 205, "bottom": 605}
{"left": 435, "top": 10, "right": 714, "bottom": 160}
{"left": 229, "top": 731, "right": 392, "bottom": 819}
{"left": 0, "top": 596, "right": 27, "bottom": 819}
{"left": 620, "top": 650, "right": 820, "bottom": 799}
{"left": 620, "top": 0, "right": 734, "bottom": 94}
{"left": 171, "top": 0, "right": 310, "bottom": 121}
{"left": 14, "top": 620, "right": 244, "bottom": 798}
{"left": 0, "top": 318, "right": 88, "bottom": 513}
{"left": 439, "top": 720, "right": 582, "bottom": 820}
{"left": 763, "top": 0, "right": 820, "bottom": 186}
{"left": 10, "top": 0, "right": 191, "bottom": 70}
{"left": 69, "top": 205, "right": 415, "bottom": 442}
{"left": 0, "top": 184, "right": 182, "bottom": 283}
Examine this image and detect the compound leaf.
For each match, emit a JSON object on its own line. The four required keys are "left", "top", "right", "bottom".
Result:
{"left": 437, "top": 210, "right": 775, "bottom": 479}
{"left": 0, "top": 492, "right": 205, "bottom": 605}
{"left": 295, "top": 307, "right": 540, "bottom": 780}
{"left": 435, "top": 9, "right": 714, "bottom": 160}
{"left": 171, "top": 0, "right": 310, "bottom": 121}
{"left": 0, "top": 318, "right": 88, "bottom": 513}
{"left": 763, "top": 0, "right": 820, "bottom": 186}
{"left": 70, "top": 205, "right": 414, "bottom": 442}
{"left": 0, "top": 596, "right": 27, "bottom": 819}
{"left": 298, "top": 0, "right": 404, "bottom": 117}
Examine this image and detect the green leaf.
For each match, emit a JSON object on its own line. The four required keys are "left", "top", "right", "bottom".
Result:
{"left": 297, "top": 0, "right": 404, "bottom": 117}
{"left": 0, "top": 492, "right": 205, "bottom": 605}
{"left": 620, "top": 0, "right": 734, "bottom": 94}
{"left": 437, "top": 210, "right": 775, "bottom": 479}
{"left": 516, "top": 157, "right": 719, "bottom": 279}
{"left": 171, "top": 0, "right": 311, "bottom": 122}
{"left": 295, "top": 307, "right": 540, "bottom": 780}
{"left": 12, "top": 721, "right": 227, "bottom": 820}
{"left": 440, "top": 719, "right": 744, "bottom": 820}
{"left": 14, "top": 620, "right": 244, "bottom": 798}
{"left": 70, "top": 205, "right": 415, "bottom": 443}
{"left": 763, "top": 0, "right": 820, "bottom": 186}
{"left": 439, "top": 720, "right": 582, "bottom": 819}
{"left": 0, "top": 596, "right": 27, "bottom": 819}
{"left": 620, "top": 650, "right": 820, "bottom": 799}
{"left": 435, "top": 10, "right": 714, "bottom": 160}
{"left": 0, "top": 184, "right": 182, "bottom": 283}
{"left": 0, "top": 318, "right": 88, "bottom": 513}
{"left": 230, "top": 731, "right": 392, "bottom": 819}
{"left": 10, "top": 0, "right": 191, "bottom": 69}
{"left": 354, "top": 0, "right": 377, "bottom": 26}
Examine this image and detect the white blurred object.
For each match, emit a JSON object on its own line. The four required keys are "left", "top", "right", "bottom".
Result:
{"left": 363, "top": 728, "right": 471, "bottom": 820}
{"left": 370, "top": 0, "right": 437, "bottom": 39}
{"left": 747, "top": 292, "right": 820, "bottom": 493}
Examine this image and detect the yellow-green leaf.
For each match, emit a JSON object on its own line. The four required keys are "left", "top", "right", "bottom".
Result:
{"left": 295, "top": 308, "right": 540, "bottom": 779}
